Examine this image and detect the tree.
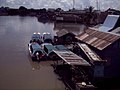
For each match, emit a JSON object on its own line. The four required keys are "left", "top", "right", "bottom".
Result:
{"left": 88, "top": 6, "right": 94, "bottom": 13}
{"left": 19, "top": 6, "right": 28, "bottom": 16}
{"left": 19, "top": 6, "right": 27, "bottom": 10}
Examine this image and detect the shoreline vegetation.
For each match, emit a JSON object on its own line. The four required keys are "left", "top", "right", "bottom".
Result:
{"left": 0, "top": 6, "right": 120, "bottom": 26}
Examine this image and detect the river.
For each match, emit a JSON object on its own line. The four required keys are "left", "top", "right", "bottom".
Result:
{"left": 0, "top": 16, "right": 65, "bottom": 90}
{"left": 0, "top": 16, "right": 86, "bottom": 90}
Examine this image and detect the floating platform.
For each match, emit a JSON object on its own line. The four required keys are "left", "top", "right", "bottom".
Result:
{"left": 76, "top": 82, "right": 96, "bottom": 90}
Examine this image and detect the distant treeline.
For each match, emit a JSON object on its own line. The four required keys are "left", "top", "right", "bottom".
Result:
{"left": 0, "top": 6, "right": 64, "bottom": 16}
{"left": 0, "top": 6, "right": 120, "bottom": 25}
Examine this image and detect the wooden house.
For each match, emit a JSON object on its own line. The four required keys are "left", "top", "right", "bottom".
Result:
{"left": 76, "top": 29, "right": 120, "bottom": 80}
{"left": 55, "top": 29, "right": 76, "bottom": 44}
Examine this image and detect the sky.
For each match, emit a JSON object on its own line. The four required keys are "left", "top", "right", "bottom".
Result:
{"left": 0, "top": 0, "right": 120, "bottom": 11}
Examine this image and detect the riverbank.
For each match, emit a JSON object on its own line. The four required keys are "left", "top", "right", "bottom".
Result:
{"left": 1, "top": 6, "right": 120, "bottom": 26}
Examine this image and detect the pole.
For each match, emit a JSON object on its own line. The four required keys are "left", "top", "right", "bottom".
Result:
{"left": 96, "top": 0, "right": 98, "bottom": 10}
{"left": 73, "top": 0, "right": 75, "bottom": 9}
{"left": 96, "top": 0, "right": 100, "bottom": 24}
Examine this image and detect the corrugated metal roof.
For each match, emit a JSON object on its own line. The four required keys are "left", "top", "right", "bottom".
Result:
{"left": 76, "top": 29, "right": 120, "bottom": 50}
{"left": 56, "top": 29, "right": 69, "bottom": 37}
{"left": 77, "top": 43, "right": 105, "bottom": 64}
{"left": 53, "top": 50, "right": 90, "bottom": 66}
{"left": 111, "top": 27, "right": 120, "bottom": 34}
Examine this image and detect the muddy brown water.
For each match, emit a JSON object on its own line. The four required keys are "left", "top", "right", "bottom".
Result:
{"left": 0, "top": 16, "right": 84, "bottom": 90}
{"left": 0, "top": 16, "right": 64, "bottom": 90}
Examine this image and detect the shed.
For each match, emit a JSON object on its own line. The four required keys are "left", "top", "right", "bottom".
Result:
{"left": 56, "top": 29, "right": 76, "bottom": 44}
{"left": 76, "top": 29, "right": 120, "bottom": 79}
{"left": 72, "top": 42, "right": 106, "bottom": 79}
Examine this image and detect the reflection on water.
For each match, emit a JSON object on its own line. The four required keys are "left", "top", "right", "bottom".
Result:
{"left": 28, "top": 55, "right": 41, "bottom": 71}
{"left": 0, "top": 16, "right": 65, "bottom": 90}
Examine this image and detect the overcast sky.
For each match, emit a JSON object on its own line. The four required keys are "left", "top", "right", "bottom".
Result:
{"left": 0, "top": 0, "right": 120, "bottom": 10}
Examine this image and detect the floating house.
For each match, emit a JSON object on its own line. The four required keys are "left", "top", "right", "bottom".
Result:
{"left": 71, "top": 42, "right": 106, "bottom": 86}
{"left": 55, "top": 29, "right": 76, "bottom": 44}
{"left": 52, "top": 45, "right": 93, "bottom": 90}
{"left": 76, "top": 29, "right": 120, "bottom": 80}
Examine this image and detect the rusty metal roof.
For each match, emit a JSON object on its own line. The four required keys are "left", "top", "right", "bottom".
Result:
{"left": 76, "top": 29, "right": 120, "bottom": 50}
{"left": 53, "top": 50, "right": 90, "bottom": 66}
{"left": 77, "top": 43, "right": 105, "bottom": 64}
